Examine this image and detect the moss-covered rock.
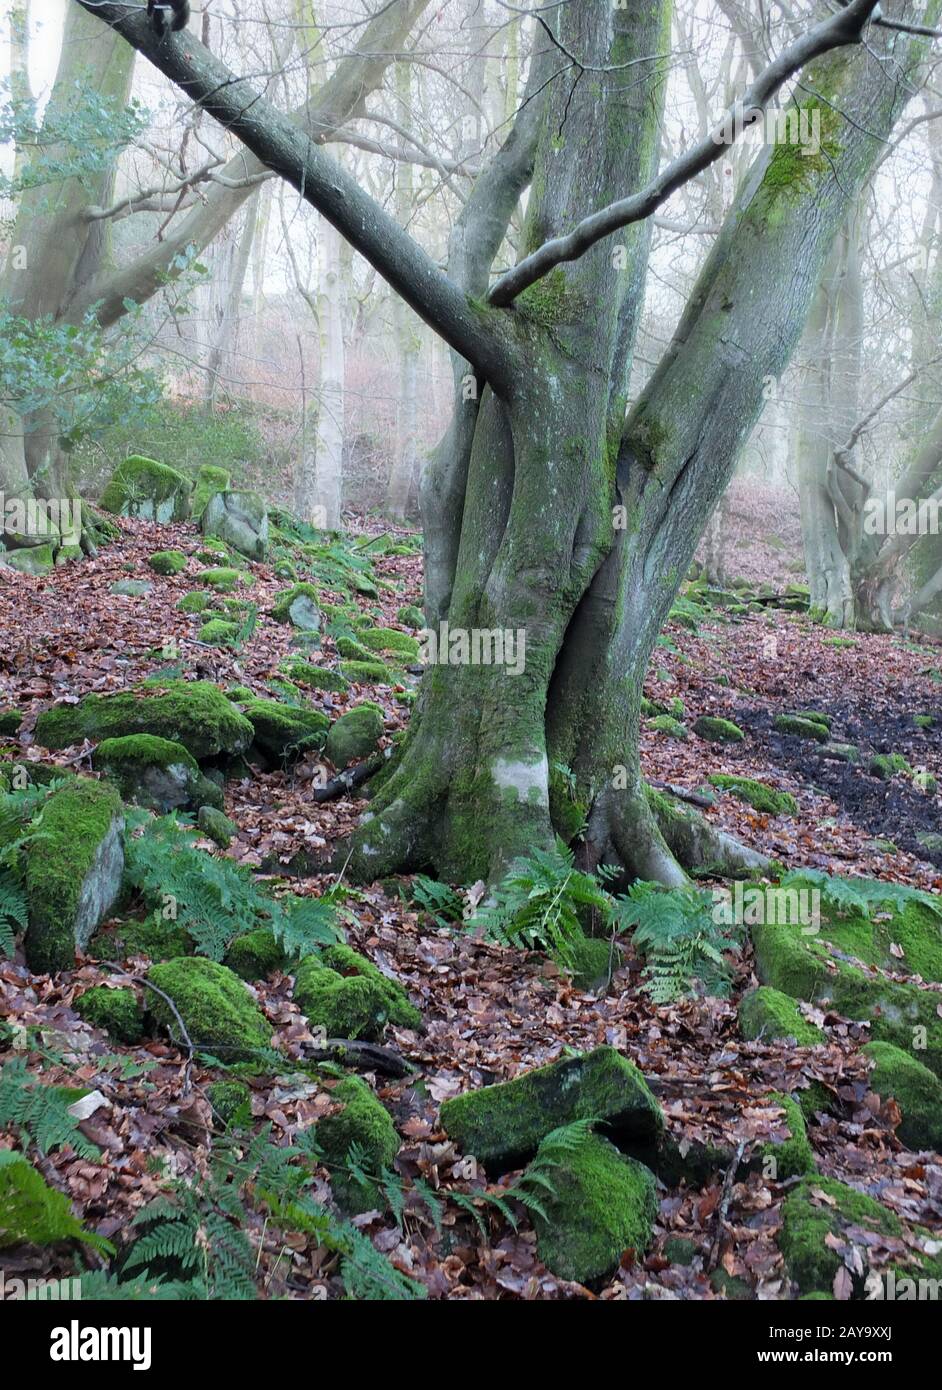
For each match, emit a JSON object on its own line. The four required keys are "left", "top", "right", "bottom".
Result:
{"left": 147, "top": 957, "right": 272, "bottom": 1060}
{"left": 224, "top": 929, "right": 287, "bottom": 981}
{"left": 692, "top": 716, "right": 744, "bottom": 743}
{"left": 336, "top": 635, "right": 375, "bottom": 662}
{"left": 148, "top": 549, "right": 187, "bottom": 576}
{"left": 738, "top": 986, "right": 825, "bottom": 1045}
{"left": 320, "top": 944, "right": 421, "bottom": 1029}
{"left": 0, "top": 710, "right": 21, "bottom": 737}
{"left": 198, "top": 618, "right": 239, "bottom": 648}
{"left": 94, "top": 733, "right": 200, "bottom": 813}
{"left": 292, "top": 958, "right": 390, "bottom": 1040}
{"left": 3, "top": 543, "right": 56, "bottom": 576}
{"left": 279, "top": 660, "right": 349, "bottom": 694}
{"left": 270, "top": 582, "right": 322, "bottom": 631}
{"left": 396, "top": 604, "right": 424, "bottom": 628}
{"left": 528, "top": 1132, "right": 657, "bottom": 1284}
{"left": 88, "top": 913, "right": 193, "bottom": 964}
{"left": 862, "top": 1041, "right": 942, "bottom": 1151}
{"left": 567, "top": 933, "right": 614, "bottom": 990}
{"left": 74, "top": 986, "right": 144, "bottom": 1043}
{"left": 202, "top": 491, "right": 268, "bottom": 561}
{"left": 36, "top": 681, "right": 253, "bottom": 762}
{"left": 357, "top": 626, "right": 419, "bottom": 661}
{"left": 197, "top": 805, "right": 237, "bottom": 848}
{"left": 316, "top": 1076, "right": 399, "bottom": 1214}
{"left": 324, "top": 702, "right": 384, "bottom": 768}
{"left": 779, "top": 1176, "right": 942, "bottom": 1296}
{"left": 755, "top": 1093, "right": 815, "bottom": 1180}
{"left": 23, "top": 778, "right": 125, "bottom": 974}
{"left": 645, "top": 715, "right": 688, "bottom": 740}
{"left": 773, "top": 714, "right": 829, "bottom": 743}
{"left": 191, "top": 465, "right": 231, "bottom": 521}
{"left": 440, "top": 1046, "right": 663, "bottom": 1173}
{"left": 869, "top": 753, "right": 912, "bottom": 781}
{"left": 242, "top": 698, "right": 329, "bottom": 762}
{"left": 206, "top": 1078, "right": 250, "bottom": 1129}
{"left": 176, "top": 590, "right": 213, "bottom": 614}
{"left": 339, "top": 660, "right": 391, "bottom": 684}
{"left": 99, "top": 456, "right": 192, "bottom": 523}
{"left": 195, "top": 567, "right": 243, "bottom": 593}
{"left": 709, "top": 775, "right": 797, "bottom": 816}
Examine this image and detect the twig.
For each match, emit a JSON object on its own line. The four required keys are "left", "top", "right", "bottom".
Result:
{"left": 100, "top": 960, "right": 195, "bottom": 1092}
{"left": 302, "top": 1038, "right": 415, "bottom": 1078}
{"left": 708, "top": 1139, "right": 746, "bottom": 1270}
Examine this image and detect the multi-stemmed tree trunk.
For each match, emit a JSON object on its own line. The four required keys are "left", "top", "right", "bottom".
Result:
{"left": 83, "top": 0, "right": 937, "bottom": 885}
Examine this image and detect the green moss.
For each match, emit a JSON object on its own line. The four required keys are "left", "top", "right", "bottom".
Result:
{"left": 95, "top": 733, "right": 197, "bottom": 780}
{"left": 88, "top": 913, "right": 192, "bottom": 964}
{"left": 293, "top": 958, "right": 390, "bottom": 1040}
{"left": 757, "top": 1093, "right": 815, "bottom": 1180}
{"left": 195, "top": 567, "right": 245, "bottom": 593}
{"left": 224, "top": 929, "right": 287, "bottom": 982}
{"left": 176, "top": 590, "right": 213, "bottom": 614}
{"left": 147, "top": 957, "right": 272, "bottom": 1061}
{"left": 99, "top": 456, "right": 192, "bottom": 521}
{"left": 529, "top": 1133, "right": 656, "bottom": 1284}
{"left": 396, "top": 605, "right": 424, "bottom": 628}
{"left": 663, "top": 1235, "right": 699, "bottom": 1266}
{"left": 646, "top": 714, "right": 688, "bottom": 740}
{"left": 35, "top": 681, "right": 253, "bottom": 762}
{"left": 692, "top": 716, "right": 744, "bottom": 743}
{"left": 780, "top": 1177, "right": 902, "bottom": 1295}
{"left": 567, "top": 933, "right": 614, "bottom": 990}
{"left": 271, "top": 583, "right": 321, "bottom": 624}
{"left": 336, "top": 635, "right": 374, "bottom": 662}
{"left": 191, "top": 465, "right": 231, "bottom": 521}
{"left": 23, "top": 778, "right": 124, "bottom": 974}
{"left": 738, "top": 986, "right": 825, "bottom": 1045}
{"left": 74, "top": 986, "right": 143, "bottom": 1043}
{"left": 324, "top": 703, "right": 384, "bottom": 768}
{"left": 516, "top": 268, "right": 585, "bottom": 330}
{"left": 279, "top": 661, "right": 349, "bottom": 694}
{"left": 439, "top": 1046, "right": 663, "bottom": 1173}
{"left": 548, "top": 763, "right": 587, "bottom": 843}
{"left": 197, "top": 805, "right": 236, "bottom": 848}
{"left": 796, "top": 1080, "right": 836, "bottom": 1122}
{"left": 869, "top": 753, "right": 912, "bottom": 781}
{"left": 709, "top": 776, "right": 797, "bottom": 816}
{"left": 199, "top": 619, "right": 239, "bottom": 647}
{"left": 357, "top": 627, "right": 420, "bottom": 660}
{"left": 316, "top": 1076, "right": 399, "bottom": 1214}
{"left": 0, "top": 710, "right": 22, "bottom": 737}
{"left": 206, "top": 1079, "right": 250, "bottom": 1129}
{"left": 148, "top": 550, "right": 187, "bottom": 576}
{"left": 914, "top": 714, "right": 934, "bottom": 729}
{"left": 320, "top": 944, "right": 421, "bottom": 1030}
{"left": 773, "top": 715, "right": 829, "bottom": 743}
{"left": 862, "top": 1041, "right": 942, "bottom": 1151}
{"left": 339, "top": 660, "right": 392, "bottom": 684}
{"left": 242, "top": 698, "right": 329, "bottom": 761}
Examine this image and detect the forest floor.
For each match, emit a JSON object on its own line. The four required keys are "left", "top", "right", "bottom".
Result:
{"left": 0, "top": 485, "right": 940, "bottom": 1300}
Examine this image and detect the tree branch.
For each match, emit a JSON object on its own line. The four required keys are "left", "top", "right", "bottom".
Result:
{"left": 488, "top": 0, "right": 885, "bottom": 307}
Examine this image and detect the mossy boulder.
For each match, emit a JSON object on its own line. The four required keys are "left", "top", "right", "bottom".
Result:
{"left": 779, "top": 1176, "right": 942, "bottom": 1296}
{"left": 439, "top": 1046, "right": 663, "bottom": 1173}
{"left": 324, "top": 702, "right": 384, "bottom": 768}
{"left": 862, "top": 1041, "right": 942, "bottom": 1151}
{"left": 74, "top": 986, "right": 144, "bottom": 1043}
{"left": 692, "top": 716, "right": 744, "bottom": 744}
{"left": 773, "top": 714, "right": 829, "bottom": 743}
{"left": 94, "top": 734, "right": 201, "bottom": 813}
{"left": 3, "top": 544, "right": 55, "bottom": 575}
{"left": 147, "top": 957, "right": 272, "bottom": 1060}
{"left": 198, "top": 618, "right": 239, "bottom": 648}
{"left": 336, "top": 635, "right": 375, "bottom": 662}
{"left": 197, "top": 805, "right": 237, "bottom": 848}
{"left": 316, "top": 1077, "right": 399, "bottom": 1214}
{"left": 755, "top": 1093, "right": 815, "bottom": 1181}
{"left": 201, "top": 490, "right": 268, "bottom": 561}
{"left": 292, "top": 958, "right": 390, "bottom": 1040}
{"left": 36, "top": 681, "right": 253, "bottom": 763}
{"left": 280, "top": 660, "right": 348, "bottom": 694}
{"left": 738, "top": 986, "right": 825, "bottom": 1045}
{"left": 527, "top": 1132, "right": 657, "bottom": 1284}
{"left": 176, "top": 590, "right": 213, "bottom": 614}
{"left": 339, "top": 660, "right": 391, "bottom": 684}
{"left": 271, "top": 583, "right": 321, "bottom": 631}
{"left": 645, "top": 715, "right": 688, "bottom": 740}
{"left": 396, "top": 604, "right": 424, "bottom": 628}
{"left": 357, "top": 627, "right": 419, "bottom": 661}
{"left": 567, "top": 933, "right": 614, "bottom": 990}
{"left": 206, "top": 1079, "right": 251, "bottom": 1129}
{"left": 709, "top": 776, "right": 797, "bottom": 816}
{"left": 195, "top": 567, "right": 243, "bottom": 593}
{"left": 88, "top": 913, "right": 192, "bottom": 964}
{"left": 0, "top": 710, "right": 21, "bottom": 737}
{"left": 242, "top": 698, "right": 329, "bottom": 762}
{"left": 191, "top": 465, "right": 231, "bottom": 521}
{"left": 148, "top": 549, "right": 187, "bottom": 576}
{"left": 224, "top": 929, "right": 287, "bottom": 981}
{"left": 320, "top": 944, "right": 421, "bottom": 1029}
{"left": 23, "top": 779, "right": 125, "bottom": 974}
{"left": 869, "top": 753, "right": 912, "bottom": 781}
{"left": 99, "top": 456, "right": 192, "bottom": 523}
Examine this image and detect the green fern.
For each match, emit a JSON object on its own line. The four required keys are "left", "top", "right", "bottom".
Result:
{"left": 0, "top": 1150, "right": 112, "bottom": 1254}
{"left": 614, "top": 881, "right": 738, "bottom": 1002}
{"left": 470, "top": 840, "right": 612, "bottom": 968}
{"left": 0, "top": 1058, "right": 102, "bottom": 1160}
{"left": 408, "top": 874, "right": 463, "bottom": 927}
